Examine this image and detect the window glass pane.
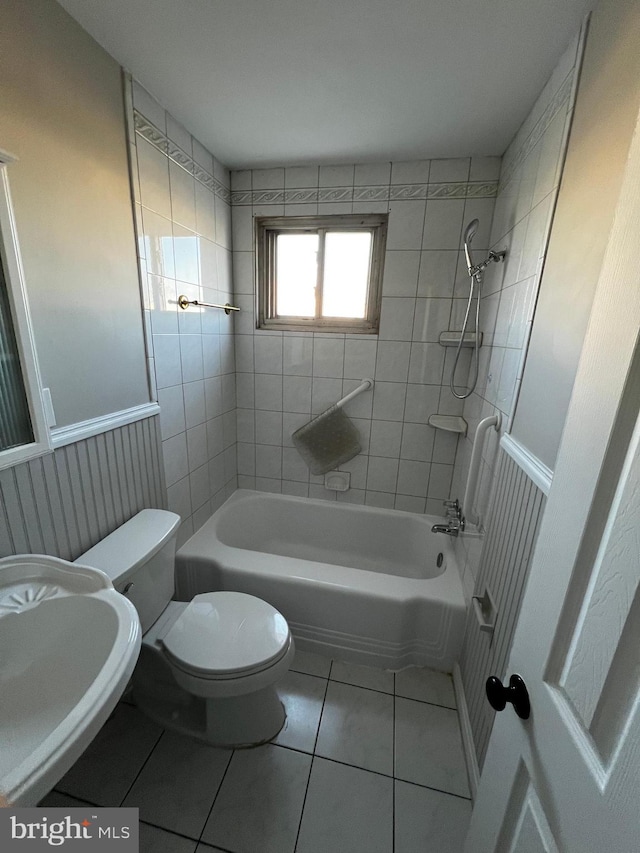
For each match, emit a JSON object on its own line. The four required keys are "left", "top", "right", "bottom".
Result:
{"left": 322, "top": 231, "right": 372, "bottom": 318}
{"left": 0, "top": 257, "right": 33, "bottom": 451}
{"left": 276, "top": 233, "right": 318, "bottom": 316}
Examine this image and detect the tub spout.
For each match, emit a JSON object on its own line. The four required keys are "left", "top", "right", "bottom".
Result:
{"left": 432, "top": 518, "right": 465, "bottom": 537}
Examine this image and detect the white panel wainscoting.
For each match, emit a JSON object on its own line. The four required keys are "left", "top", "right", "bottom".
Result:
{"left": 0, "top": 416, "right": 166, "bottom": 561}
{"left": 458, "top": 449, "right": 546, "bottom": 769}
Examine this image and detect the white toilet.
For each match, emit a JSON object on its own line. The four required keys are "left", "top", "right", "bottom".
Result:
{"left": 75, "top": 508, "right": 294, "bottom": 747}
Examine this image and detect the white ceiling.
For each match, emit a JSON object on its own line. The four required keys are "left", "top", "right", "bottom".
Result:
{"left": 56, "top": 0, "right": 592, "bottom": 170}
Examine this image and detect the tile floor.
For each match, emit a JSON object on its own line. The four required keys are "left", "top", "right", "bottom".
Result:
{"left": 43, "top": 651, "right": 472, "bottom": 853}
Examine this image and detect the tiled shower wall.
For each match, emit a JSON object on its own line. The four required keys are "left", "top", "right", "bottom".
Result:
{"left": 450, "top": 29, "right": 585, "bottom": 599}
{"left": 230, "top": 159, "right": 499, "bottom": 509}
{"left": 125, "top": 78, "right": 238, "bottom": 546}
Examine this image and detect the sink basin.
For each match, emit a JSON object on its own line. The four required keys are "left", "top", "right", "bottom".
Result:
{"left": 0, "top": 554, "right": 141, "bottom": 805}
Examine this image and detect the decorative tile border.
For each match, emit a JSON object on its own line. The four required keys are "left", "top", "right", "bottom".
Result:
{"left": 133, "top": 110, "right": 230, "bottom": 203}
{"left": 231, "top": 180, "right": 497, "bottom": 206}
{"left": 500, "top": 71, "right": 574, "bottom": 189}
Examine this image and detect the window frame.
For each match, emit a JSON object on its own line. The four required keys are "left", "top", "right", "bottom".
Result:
{"left": 256, "top": 213, "right": 387, "bottom": 333}
{"left": 0, "top": 149, "right": 52, "bottom": 470}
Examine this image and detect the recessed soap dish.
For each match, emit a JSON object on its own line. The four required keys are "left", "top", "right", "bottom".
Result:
{"left": 324, "top": 471, "right": 350, "bottom": 492}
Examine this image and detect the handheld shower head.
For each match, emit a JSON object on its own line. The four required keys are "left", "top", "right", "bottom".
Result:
{"left": 464, "top": 219, "right": 479, "bottom": 245}
{"left": 464, "top": 218, "right": 479, "bottom": 272}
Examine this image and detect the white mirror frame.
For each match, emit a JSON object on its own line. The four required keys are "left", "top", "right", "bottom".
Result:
{"left": 0, "top": 148, "right": 52, "bottom": 469}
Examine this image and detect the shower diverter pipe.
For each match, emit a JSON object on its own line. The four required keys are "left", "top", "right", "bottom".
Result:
{"left": 463, "top": 413, "right": 502, "bottom": 527}
{"left": 335, "top": 378, "right": 373, "bottom": 409}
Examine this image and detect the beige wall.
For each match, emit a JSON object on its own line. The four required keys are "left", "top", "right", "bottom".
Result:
{"left": 0, "top": 0, "right": 149, "bottom": 427}
{"left": 512, "top": 0, "right": 640, "bottom": 468}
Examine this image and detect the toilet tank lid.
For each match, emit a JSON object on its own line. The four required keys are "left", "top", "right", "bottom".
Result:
{"left": 74, "top": 509, "right": 181, "bottom": 583}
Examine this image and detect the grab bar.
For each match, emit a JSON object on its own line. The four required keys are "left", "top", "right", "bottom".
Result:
{"left": 336, "top": 378, "right": 373, "bottom": 409}
{"left": 178, "top": 294, "right": 240, "bottom": 315}
{"left": 463, "top": 413, "right": 502, "bottom": 527}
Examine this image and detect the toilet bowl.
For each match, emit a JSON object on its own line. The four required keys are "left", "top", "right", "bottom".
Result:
{"left": 75, "top": 509, "right": 294, "bottom": 747}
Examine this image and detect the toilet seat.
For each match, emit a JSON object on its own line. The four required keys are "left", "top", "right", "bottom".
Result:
{"left": 161, "top": 591, "right": 291, "bottom": 680}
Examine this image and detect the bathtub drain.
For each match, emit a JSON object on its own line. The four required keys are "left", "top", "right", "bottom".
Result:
{"left": 436, "top": 552, "right": 444, "bottom": 568}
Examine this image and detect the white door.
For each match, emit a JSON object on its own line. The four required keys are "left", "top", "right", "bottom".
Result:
{"left": 465, "top": 110, "right": 640, "bottom": 851}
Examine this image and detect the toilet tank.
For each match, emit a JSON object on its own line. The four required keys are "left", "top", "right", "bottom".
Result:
{"left": 75, "top": 509, "right": 181, "bottom": 632}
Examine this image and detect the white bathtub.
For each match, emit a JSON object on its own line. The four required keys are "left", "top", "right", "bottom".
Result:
{"left": 175, "top": 490, "right": 466, "bottom": 671}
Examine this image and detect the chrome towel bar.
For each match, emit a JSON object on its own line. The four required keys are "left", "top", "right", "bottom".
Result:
{"left": 178, "top": 294, "right": 240, "bottom": 315}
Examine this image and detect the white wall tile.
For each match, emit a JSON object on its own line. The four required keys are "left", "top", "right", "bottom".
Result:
{"left": 163, "top": 432, "right": 189, "bottom": 487}
{"left": 429, "top": 158, "right": 470, "bottom": 183}
{"left": 189, "top": 139, "right": 211, "bottom": 174}
{"left": 382, "top": 251, "right": 421, "bottom": 297}
{"left": 422, "top": 200, "right": 465, "bottom": 250}
{"left": 186, "top": 423, "right": 208, "bottom": 471}
{"left": 354, "top": 163, "right": 391, "bottom": 186}
{"left": 166, "top": 475, "right": 192, "bottom": 519}
{"left": 372, "top": 382, "right": 406, "bottom": 422}
{"left": 404, "top": 384, "right": 441, "bottom": 424}
{"left": 169, "top": 161, "right": 197, "bottom": 231}
{"left": 400, "top": 423, "right": 435, "bottom": 462}
{"left": 417, "top": 251, "right": 458, "bottom": 298}
{"left": 180, "top": 334, "right": 204, "bottom": 382}
{"left": 254, "top": 335, "right": 283, "bottom": 374}
{"left": 190, "top": 462, "right": 210, "bottom": 509}
{"left": 283, "top": 336, "right": 314, "bottom": 376}
{"left": 256, "top": 444, "right": 282, "bottom": 478}
{"left": 195, "top": 182, "right": 216, "bottom": 242}
{"left": 255, "top": 410, "right": 283, "bottom": 445}
{"left": 344, "top": 339, "right": 377, "bottom": 380}
{"left": 375, "top": 341, "right": 410, "bottom": 382}
{"left": 319, "top": 165, "right": 355, "bottom": 187}
{"left": 312, "top": 338, "right": 345, "bottom": 377}
{"left": 207, "top": 416, "right": 224, "bottom": 458}
{"left": 285, "top": 166, "right": 319, "bottom": 188}
{"left": 282, "top": 447, "right": 309, "bottom": 482}
{"left": 141, "top": 209, "right": 175, "bottom": 278}
{"left": 137, "top": 138, "right": 172, "bottom": 219}
{"left": 237, "top": 442, "right": 256, "bottom": 476}
{"left": 311, "top": 377, "right": 343, "bottom": 413}
{"left": 132, "top": 81, "right": 166, "bottom": 131}
{"left": 283, "top": 376, "right": 312, "bottom": 414}
{"left": 153, "top": 334, "right": 182, "bottom": 388}
{"left": 253, "top": 168, "right": 285, "bottom": 190}
{"left": 157, "top": 385, "right": 186, "bottom": 439}
{"left": 231, "top": 170, "right": 252, "bottom": 190}
{"left": 255, "top": 374, "right": 283, "bottom": 410}
{"left": 366, "top": 456, "right": 398, "bottom": 492}
{"left": 386, "top": 201, "right": 426, "bottom": 250}
{"left": 412, "top": 298, "right": 452, "bottom": 343}
{"left": 469, "top": 156, "right": 501, "bottom": 182}
{"left": 369, "top": 420, "right": 403, "bottom": 458}
{"left": 408, "top": 342, "right": 445, "bottom": 385}
{"left": 397, "top": 459, "right": 430, "bottom": 497}
{"left": 173, "top": 225, "right": 200, "bottom": 285}
{"left": 379, "top": 298, "right": 416, "bottom": 340}
{"left": 390, "top": 160, "right": 430, "bottom": 184}
{"left": 428, "top": 463, "right": 453, "bottom": 499}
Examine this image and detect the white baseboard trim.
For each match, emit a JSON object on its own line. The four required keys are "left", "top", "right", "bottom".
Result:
{"left": 500, "top": 433, "right": 553, "bottom": 495}
{"left": 453, "top": 662, "right": 480, "bottom": 800}
{"left": 51, "top": 402, "right": 160, "bottom": 448}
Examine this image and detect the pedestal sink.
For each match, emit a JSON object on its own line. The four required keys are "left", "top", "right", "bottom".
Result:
{"left": 0, "top": 554, "right": 141, "bottom": 805}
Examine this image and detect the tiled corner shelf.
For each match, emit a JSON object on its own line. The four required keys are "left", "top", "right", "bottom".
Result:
{"left": 427, "top": 415, "right": 468, "bottom": 436}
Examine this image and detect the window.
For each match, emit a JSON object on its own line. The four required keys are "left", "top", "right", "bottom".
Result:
{"left": 256, "top": 214, "right": 387, "bottom": 333}
{"left": 0, "top": 150, "right": 51, "bottom": 469}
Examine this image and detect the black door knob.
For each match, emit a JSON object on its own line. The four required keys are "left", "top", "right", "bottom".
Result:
{"left": 486, "top": 674, "right": 530, "bottom": 719}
